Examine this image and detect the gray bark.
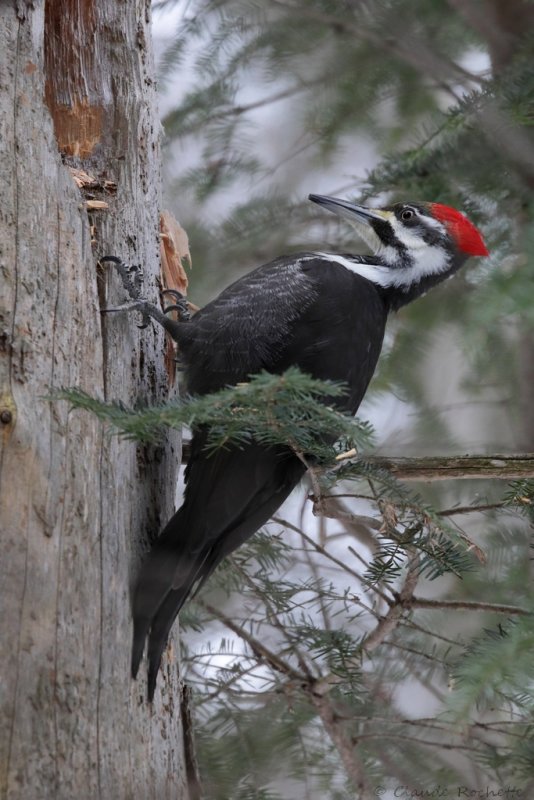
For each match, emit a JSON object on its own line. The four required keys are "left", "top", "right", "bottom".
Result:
{"left": 0, "top": 2, "right": 189, "bottom": 798}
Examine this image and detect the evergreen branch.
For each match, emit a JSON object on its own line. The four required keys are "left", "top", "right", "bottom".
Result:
{"left": 272, "top": 516, "right": 384, "bottom": 616}
{"left": 184, "top": 76, "right": 327, "bottom": 127}
{"left": 269, "top": 0, "right": 478, "bottom": 87}
{"left": 53, "top": 368, "right": 373, "bottom": 458}
{"left": 274, "top": 516, "right": 379, "bottom": 592}
{"left": 344, "top": 731, "right": 484, "bottom": 753}
{"left": 361, "top": 551, "right": 420, "bottom": 654}
{"left": 361, "top": 48, "right": 534, "bottom": 200}
{"left": 228, "top": 557, "right": 315, "bottom": 680}
{"left": 313, "top": 555, "right": 420, "bottom": 698}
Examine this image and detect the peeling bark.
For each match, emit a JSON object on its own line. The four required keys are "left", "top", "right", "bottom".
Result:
{"left": 0, "top": 2, "right": 189, "bottom": 798}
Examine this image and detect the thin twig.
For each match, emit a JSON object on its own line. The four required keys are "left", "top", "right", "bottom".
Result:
{"left": 361, "top": 552, "right": 420, "bottom": 654}
{"left": 438, "top": 501, "right": 506, "bottom": 517}
{"left": 199, "top": 601, "right": 306, "bottom": 683}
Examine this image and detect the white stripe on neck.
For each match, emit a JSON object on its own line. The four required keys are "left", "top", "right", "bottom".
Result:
{"left": 313, "top": 253, "right": 392, "bottom": 287}
{"left": 313, "top": 249, "right": 450, "bottom": 289}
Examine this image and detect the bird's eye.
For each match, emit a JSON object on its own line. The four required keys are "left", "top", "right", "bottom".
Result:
{"left": 401, "top": 208, "right": 415, "bottom": 221}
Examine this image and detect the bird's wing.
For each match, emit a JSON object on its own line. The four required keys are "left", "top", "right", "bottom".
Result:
{"left": 178, "top": 255, "right": 318, "bottom": 393}
{"left": 180, "top": 254, "right": 387, "bottom": 407}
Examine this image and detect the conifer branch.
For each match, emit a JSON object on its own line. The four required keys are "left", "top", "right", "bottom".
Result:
{"left": 312, "top": 555, "right": 420, "bottom": 698}
{"left": 361, "top": 552, "right": 420, "bottom": 654}
{"left": 228, "top": 557, "right": 315, "bottom": 680}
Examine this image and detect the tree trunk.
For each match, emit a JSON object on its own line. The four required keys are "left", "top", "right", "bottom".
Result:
{"left": 0, "top": 2, "right": 190, "bottom": 798}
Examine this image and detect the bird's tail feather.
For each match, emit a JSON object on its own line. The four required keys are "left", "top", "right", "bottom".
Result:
{"left": 146, "top": 588, "right": 188, "bottom": 701}
{"left": 131, "top": 506, "right": 206, "bottom": 684}
{"left": 132, "top": 445, "right": 306, "bottom": 699}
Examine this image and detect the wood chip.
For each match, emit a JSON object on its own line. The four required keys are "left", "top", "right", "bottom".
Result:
{"left": 69, "top": 167, "right": 117, "bottom": 194}
{"left": 86, "top": 200, "right": 109, "bottom": 210}
{"left": 70, "top": 167, "right": 97, "bottom": 188}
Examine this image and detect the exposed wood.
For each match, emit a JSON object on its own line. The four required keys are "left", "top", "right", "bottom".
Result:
{"left": 159, "top": 211, "right": 194, "bottom": 384}
{"left": 0, "top": 3, "right": 189, "bottom": 798}
{"left": 44, "top": 0, "right": 102, "bottom": 157}
{"left": 160, "top": 211, "right": 191, "bottom": 297}
{"left": 86, "top": 199, "right": 109, "bottom": 210}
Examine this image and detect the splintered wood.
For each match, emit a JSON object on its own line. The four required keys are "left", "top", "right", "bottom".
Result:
{"left": 159, "top": 211, "right": 195, "bottom": 385}
{"left": 69, "top": 167, "right": 117, "bottom": 194}
{"left": 159, "top": 210, "right": 192, "bottom": 297}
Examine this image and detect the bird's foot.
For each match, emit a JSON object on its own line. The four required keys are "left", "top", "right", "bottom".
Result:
{"left": 100, "top": 299, "right": 164, "bottom": 330}
{"left": 99, "top": 256, "right": 189, "bottom": 341}
{"left": 161, "top": 289, "right": 192, "bottom": 322}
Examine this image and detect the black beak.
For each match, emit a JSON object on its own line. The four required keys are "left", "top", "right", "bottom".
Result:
{"left": 309, "top": 194, "right": 385, "bottom": 225}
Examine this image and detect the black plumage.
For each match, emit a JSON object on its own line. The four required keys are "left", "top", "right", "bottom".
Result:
{"left": 125, "top": 194, "right": 488, "bottom": 700}
{"left": 132, "top": 257, "right": 389, "bottom": 698}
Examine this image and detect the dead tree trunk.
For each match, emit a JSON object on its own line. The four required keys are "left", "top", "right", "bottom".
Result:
{"left": 0, "top": 2, "right": 190, "bottom": 797}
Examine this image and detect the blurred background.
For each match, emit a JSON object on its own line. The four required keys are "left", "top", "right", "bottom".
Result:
{"left": 151, "top": 2, "right": 534, "bottom": 797}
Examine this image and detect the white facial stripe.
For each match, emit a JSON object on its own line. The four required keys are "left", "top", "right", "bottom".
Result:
{"left": 313, "top": 252, "right": 393, "bottom": 287}
{"left": 311, "top": 207, "right": 452, "bottom": 290}
{"left": 314, "top": 248, "right": 451, "bottom": 290}
{"left": 389, "top": 216, "right": 446, "bottom": 250}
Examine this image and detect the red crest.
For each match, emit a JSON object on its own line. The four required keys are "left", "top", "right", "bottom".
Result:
{"left": 430, "top": 203, "right": 489, "bottom": 257}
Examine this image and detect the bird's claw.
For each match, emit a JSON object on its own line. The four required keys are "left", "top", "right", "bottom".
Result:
{"left": 99, "top": 255, "right": 144, "bottom": 300}
{"left": 161, "top": 289, "right": 192, "bottom": 322}
{"left": 99, "top": 256, "right": 187, "bottom": 341}
{"left": 161, "top": 289, "right": 183, "bottom": 302}
{"left": 101, "top": 299, "right": 153, "bottom": 330}
{"left": 163, "top": 303, "right": 191, "bottom": 323}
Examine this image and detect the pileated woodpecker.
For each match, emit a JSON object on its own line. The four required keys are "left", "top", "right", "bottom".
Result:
{"left": 104, "top": 194, "right": 488, "bottom": 700}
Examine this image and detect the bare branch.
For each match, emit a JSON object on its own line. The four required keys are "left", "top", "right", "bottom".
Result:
{"left": 309, "top": 693, "right": 375, "bottom": 799}
{"left": 181, "top": 443, "right": 534, "bottom": 481}
{"left": 438, "top": 501, "right": 506, "bottom": 516}
{"left": 409, "top": 597, "right": 531, "bottom": 616}
{"left": 355, "top": 453, "right": 534, "bottom": 481}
